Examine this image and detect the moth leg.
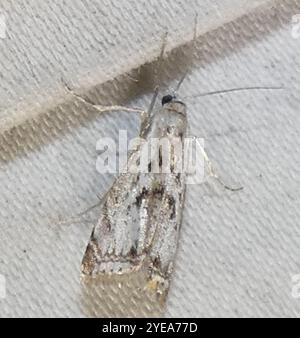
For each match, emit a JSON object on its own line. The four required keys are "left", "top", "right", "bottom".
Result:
{"left": 124, "top": 68, "right": 141, "bottom": 82}
{"left": 55, "top": 216, "right": 98, "bottom": 227}
{"left": 196, "top": 138, "right": 244, "bottom": 192}
{"left": 76, "top": 193, "right": 106, "bottom": 217}
{"left": 55, "top": 193, "right": 106, "bottom": 227}
{"left": 62, "top": 80, "right": 146, "bottom": 115}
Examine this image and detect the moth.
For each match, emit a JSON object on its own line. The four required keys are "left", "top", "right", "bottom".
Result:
{"left": 62, "top": 18, "right": 278, "bottom": 305}
{"left": 66, "top": 75, "right": 268, "bottom": 302}
{"left": 81, "top": 93, "right": 187, "bottom": 298}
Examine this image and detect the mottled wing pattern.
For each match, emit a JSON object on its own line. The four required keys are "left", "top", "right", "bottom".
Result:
{"left": 81, "top": 100, "right": 187, "bottom": 297}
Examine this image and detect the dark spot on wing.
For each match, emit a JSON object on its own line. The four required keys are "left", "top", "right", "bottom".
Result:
{"left": 179, "top": 192, "right": 182, "bottom": 202}
{"left": 135, "top": 183, "right": 165, "bottom": 213}
{"left": 152, "top": 256, "right": 161, "bottom": 269}
{"left": 153, "top": 184, "right": 164, "bottom": 198}
{"left": 168, "top": 195, "right": 176, "bottom": 220}
{"left": 135, "top": 187, "right": 148, "bottom": 207}
{"left": 102, "top": 215, "right": 111, "bottom": 232}
{"left": 129, "top": 245, "right": 137, "bottom": 257}
{"left": 159, "top": 147, "right": 163, "bottom": 168}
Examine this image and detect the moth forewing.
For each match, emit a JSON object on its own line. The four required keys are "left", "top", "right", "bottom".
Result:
{"left": 81, "top": 98, "right": 187, "bottom": 299}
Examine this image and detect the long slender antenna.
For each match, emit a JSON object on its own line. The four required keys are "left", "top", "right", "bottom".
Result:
{"left": 148, "top": 31, "right": 168, "bottom": 116}
{"left": 175, "top": 71, "right": 188, "bottom": 94}
{"left": 174, "top": 14, "right": 198, "bottom": 96}
{"left": 185, "top": 86, "right": 284, "bottom": 100}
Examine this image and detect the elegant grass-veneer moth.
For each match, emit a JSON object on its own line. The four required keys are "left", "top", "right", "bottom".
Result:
{"left": 65, "top": 23, "right": 275, "bottom": 302}
{"left": 81, "top": 92, "right": 188, "bottom": 298}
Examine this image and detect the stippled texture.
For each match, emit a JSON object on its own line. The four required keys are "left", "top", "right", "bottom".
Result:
{"left": 0, "top": 0, "right": 266, "bottom": 133}
{"left": 1, "top": 0, "right": 300, "bottom": 317}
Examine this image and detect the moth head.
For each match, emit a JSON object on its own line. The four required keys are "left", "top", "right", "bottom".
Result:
{"left": 161, "top": 94, "right": 186, "bottom": 117}
{"left": 162, "top": 94, "right": 174, "bottom": 105}
{"left": 162, "top": 94, "right": 185, "bottom": 107}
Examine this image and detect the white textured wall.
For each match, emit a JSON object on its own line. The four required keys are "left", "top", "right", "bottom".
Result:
{"left": 0, "top": 0, "right": 300, "bottom": 317}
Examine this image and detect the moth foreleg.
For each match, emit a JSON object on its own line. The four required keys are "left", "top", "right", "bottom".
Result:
{"left": 195, "top": 138, "right": 244, "bottom": 192}
{"left": 62, "top": 80, "right": 145, "bottom": 115}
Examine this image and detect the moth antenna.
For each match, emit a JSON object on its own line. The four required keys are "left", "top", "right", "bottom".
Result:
{"left": 174, "top": 71, "right": 188, "bottom": 95}
{"left": 148, "top": 31, "right": 169, "bottom": 116}
{"left": 184, "top": 86, "right": 284, "bottom": 100}
{"left": 173, "top": 13, "right": 198, "bottom": 97}
{"left": 147, "top": 85, "right": 160, "bottom": 117}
